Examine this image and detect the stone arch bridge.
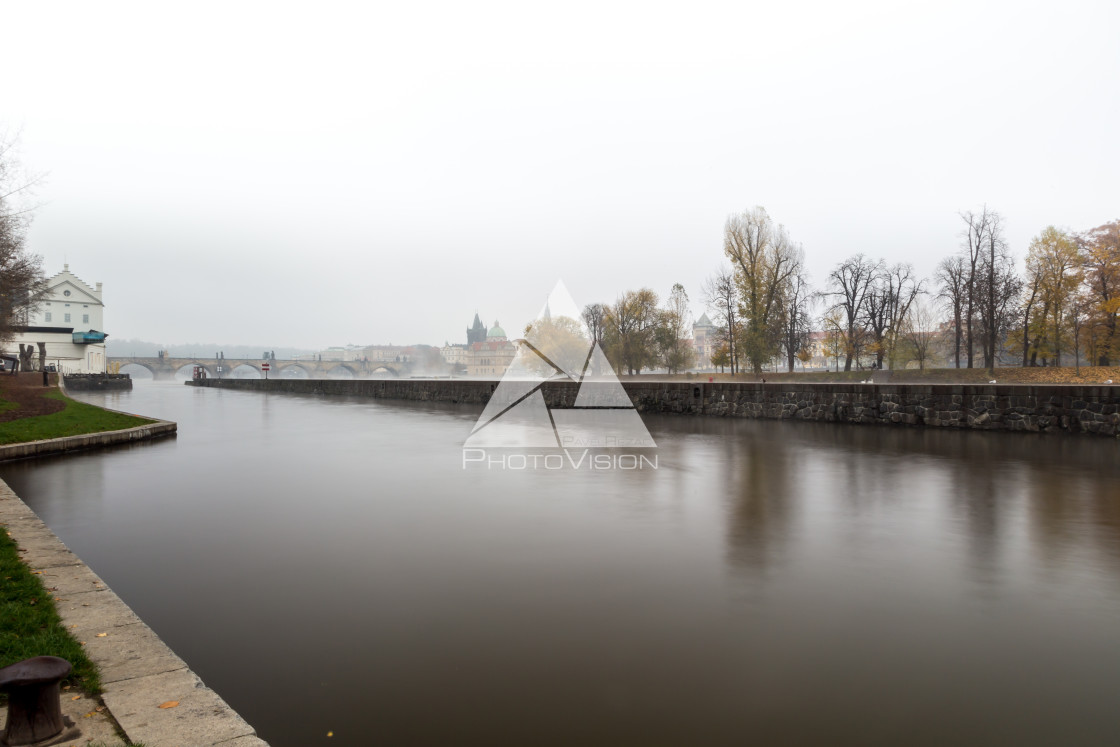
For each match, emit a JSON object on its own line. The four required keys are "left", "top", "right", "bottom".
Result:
{"left": 109, "top": 357, "right": 409, "bottom": 381}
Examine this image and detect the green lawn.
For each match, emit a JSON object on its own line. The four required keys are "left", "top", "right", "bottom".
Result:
{"left": 0, "top": 391, "right": 154, "bottom": 445}
{"left": 0, "top": 527, "right": 101, "bottom": 695}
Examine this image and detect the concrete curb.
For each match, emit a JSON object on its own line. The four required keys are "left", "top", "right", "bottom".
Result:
{"left": 0, "top": 479, "right": 269, "bottom": 746}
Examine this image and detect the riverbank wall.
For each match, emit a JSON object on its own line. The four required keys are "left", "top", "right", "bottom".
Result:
{"left": 187, "top": 379, "right": 1120, "bottom": 437}
{"left": 62, "top": 373, "right": 133, "bottom": 391}
{"left": 0, "top": 421, "right": 177, "bottom": 462}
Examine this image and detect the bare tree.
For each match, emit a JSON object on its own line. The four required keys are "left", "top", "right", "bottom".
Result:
{"left": 864, "top": 263, "right": 923, "bottom": 370}
{"left": 975, "top": 211, "right": 1017, "bottom": 373}
{"left": 702, "top": 266, "right": 740, "bottom": 374}
{"left": 975, "top": 249, "right": 1021, "bottom": 371}
{"left": 935, "top": 255, "right": 967, "bottom": 368}
{"left": 826, "top": 254, "right": 881, "bottom": 371}
{"left": 1069, "top": 294, "right": 1091, "bottom": 373}
{"left": 904, "top": 299, "right": 939, "bottom": 370}
{"left": 581, "top": 302, "right": 608, "bottom": 376}
{"left": 960, "top": 208, "right": 993, "bottom": 368}
{"left": 0, "top": 129, "right": 47, "bottom": 345}
{"left": 778, "top": 260, "right": 814, "bottom": 372}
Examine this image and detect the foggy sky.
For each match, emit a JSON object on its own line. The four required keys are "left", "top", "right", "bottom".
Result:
{"left": 4, "top": 1, "right": 1118, "bottom": 350}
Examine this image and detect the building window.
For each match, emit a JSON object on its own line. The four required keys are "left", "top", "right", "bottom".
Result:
{"left": 63, "top": 290, "right": 71, "bottom": 297}
{"left": 65, "top": 313, "right": 71, "bottom": 323}
{"left": 83, "top": 314, "right": 89, "bottom": 323}
{"left": 45, "top": 312, "right": 51, "bottom": 322}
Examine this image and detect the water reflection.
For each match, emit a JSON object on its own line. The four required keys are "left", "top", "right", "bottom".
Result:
{"left": 1, "top": 384, "right": 1118, "bottom": 746}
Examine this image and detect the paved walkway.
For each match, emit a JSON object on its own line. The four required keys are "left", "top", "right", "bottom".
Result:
{"left": 1, "top": 480, "right": 268, "bottom": 746}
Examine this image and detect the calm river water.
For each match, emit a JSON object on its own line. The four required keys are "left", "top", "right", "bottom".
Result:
{"left": 3, "top": 382, "right": 1119, "bottom": 746}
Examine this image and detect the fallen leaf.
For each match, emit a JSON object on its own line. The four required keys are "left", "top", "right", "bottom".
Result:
{"left": 96, "top": 633, "right": 108, "bottom": 637}
{"left": 96, "top": 706, "right": 105, "bottom": 712}
{"left": 71, "top": 695, "right": 81, "bottom": 701}
{"left": 159, "top": 701, "right": 179, "bottom": 709}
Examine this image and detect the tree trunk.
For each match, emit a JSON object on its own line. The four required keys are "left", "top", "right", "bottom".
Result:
{"left": 953, "top": 311, "right": 962, "bottom": 368}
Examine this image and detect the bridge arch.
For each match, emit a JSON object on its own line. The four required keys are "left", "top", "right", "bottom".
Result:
{"left": 174, "top": 362, "right": 219, "bottom": 379}
{"left": 119, "top": 361, "right": 156, "bottom": 378}
{"left": 325, "top": 364, "right": 356, "bottom": 379}
{"left": 228, "top": 363, "right": 263, "bottom": 379}
{"left": 276, "top": 363, "right": 310, "bottom": 379}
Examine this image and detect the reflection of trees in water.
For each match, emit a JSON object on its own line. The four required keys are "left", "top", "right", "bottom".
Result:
{"left": 1027, "top": 466, "right": 1120, "bottom": 577}
{"left": 708, "top": 418, "right": 1120, "bottom": 580}
{"left": 720, "top": 424, "right": 795, "bottom": 571}
{"left": 1090, "top": 479, "right": 1120, "bottom": 574}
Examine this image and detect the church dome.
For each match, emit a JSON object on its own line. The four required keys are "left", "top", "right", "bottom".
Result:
{"left": 487, "top": 320, "right": 506, "bottom": 339}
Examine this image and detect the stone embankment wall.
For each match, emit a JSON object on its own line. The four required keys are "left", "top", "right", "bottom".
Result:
{"left": 0, "top": 421, "right": 176, "bottom": 461}
{"left": 188, "top": 379, "right": 1120, "bottom": 437}
{"left": 62, "top": 373, "right": 133, "bottom": 391}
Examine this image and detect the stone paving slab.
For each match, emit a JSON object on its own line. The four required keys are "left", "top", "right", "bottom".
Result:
{"left": 11, "top": 535, "right": 84, "bottom": 569}
{"left": 38, "top": 563, "right": 110, "bottom": 597}
{"left": 56, "top": 588, "right": 145, "bottom": 632}
{"left": 102, "top": 668, "right": 258, "bottom": 746}
{"left": 1, "top": 479, "right": 268, "bottom": 746}
{"left": 85, "top": 620, "right": 190, "bottom": 685}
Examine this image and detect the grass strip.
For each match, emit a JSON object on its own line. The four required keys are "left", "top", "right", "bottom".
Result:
{"left": 0, "top": 390, "right": 154, "bottom": 445}
{"left": 0, "top": 525, "right": 101, "bottom": 696}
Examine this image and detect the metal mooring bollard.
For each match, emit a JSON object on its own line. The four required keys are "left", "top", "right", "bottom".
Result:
{"left": 0, "top": 656, "right": 72, "bottom": 745}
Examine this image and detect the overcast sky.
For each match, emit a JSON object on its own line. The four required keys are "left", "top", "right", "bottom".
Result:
{"left": 4, "top": 1, "right": 1118, "bottom": 350}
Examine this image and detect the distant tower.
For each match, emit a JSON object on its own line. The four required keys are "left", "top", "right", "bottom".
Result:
{"left": 467, "top": 313, "right": 487, "bottom": 345}
{"left": 693, "top": 313, "right": 715, "bottom": 369}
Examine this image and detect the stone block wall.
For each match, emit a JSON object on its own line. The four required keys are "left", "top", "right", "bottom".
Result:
{"left": 187, "top": 379, "right": 1120, "bottom": 437}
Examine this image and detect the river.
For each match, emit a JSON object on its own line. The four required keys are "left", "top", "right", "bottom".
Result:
{"left": 2, "top": 381, "right": 1119, "bottom": 746}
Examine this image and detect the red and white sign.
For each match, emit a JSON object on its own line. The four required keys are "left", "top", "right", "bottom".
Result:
{"left": 262, "top": 363, "right": 271, "bottom": 371}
